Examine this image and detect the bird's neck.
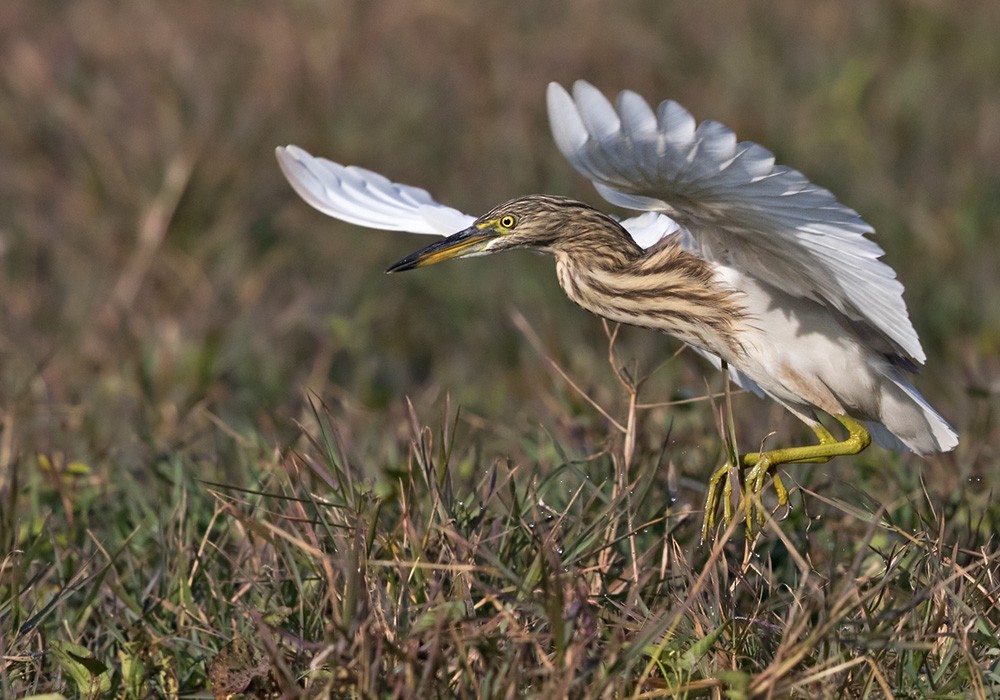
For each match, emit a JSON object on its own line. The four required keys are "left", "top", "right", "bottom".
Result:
{"left": 554, "top": 239, "right": 746, "bottom": 359}
{"left": 542, "top": 214, "right": 645, "bottom": 269}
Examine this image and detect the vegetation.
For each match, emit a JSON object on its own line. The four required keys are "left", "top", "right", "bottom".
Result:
{"left": 2, "top": 1, "right": 999, "bottom": 697}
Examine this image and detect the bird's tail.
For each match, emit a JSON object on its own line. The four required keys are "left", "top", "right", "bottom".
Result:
{"left": 866, "top": 368, "right": 958, "bottom": 454}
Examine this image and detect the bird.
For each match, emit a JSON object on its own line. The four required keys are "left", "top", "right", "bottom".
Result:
{"left": 276, "top": 80, "right": 958, "bottom": 536}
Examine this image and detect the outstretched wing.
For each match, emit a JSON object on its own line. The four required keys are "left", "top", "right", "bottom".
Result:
{"left": 276, "top": 145, "right": 474, "bottom": 235}
{"left": 277, "top": 145, "right": 679, "bottom": 247}
{"left": 547, "top": 81, "right": 924, "bottom": 363}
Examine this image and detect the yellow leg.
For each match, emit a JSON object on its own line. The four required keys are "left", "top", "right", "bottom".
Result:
{"left": 701, "top": 416, "right": 871, "bottom": 539}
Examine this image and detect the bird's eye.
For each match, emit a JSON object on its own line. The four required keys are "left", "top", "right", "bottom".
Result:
{"left": 499, "top": 215, "right": 517, "bottom": 229}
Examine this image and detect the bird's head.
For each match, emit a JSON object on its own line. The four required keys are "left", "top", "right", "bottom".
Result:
{"left": 386, "top": 194, "right": 631, "bottom": 272}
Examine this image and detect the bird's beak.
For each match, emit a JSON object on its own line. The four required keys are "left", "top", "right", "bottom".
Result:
{"left": 386, "top": 225, "right": 496, "bottom": 272}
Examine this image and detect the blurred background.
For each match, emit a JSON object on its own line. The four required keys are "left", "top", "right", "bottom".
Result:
{"left": 3, "top": 2, "right": 1000, "bottom": 693}
{"left": 2, "top": 0, "right": 998, "bottom": 500}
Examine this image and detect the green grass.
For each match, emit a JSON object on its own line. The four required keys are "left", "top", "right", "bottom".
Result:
{"left": 2, "top": 1, "right": 1000, "bottom": 697}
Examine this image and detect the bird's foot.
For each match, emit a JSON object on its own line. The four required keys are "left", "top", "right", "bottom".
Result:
{"left": 741, "top": 455, "right": 789, "bottom": 537}
{"left": 701, "top": 462, "right": 736, "bottom": 540}
{"left": 701, "top": 455, "right": 789, "bottom": 540}
{"left": 701, "top": 417, "right": 872, "bottom": 541}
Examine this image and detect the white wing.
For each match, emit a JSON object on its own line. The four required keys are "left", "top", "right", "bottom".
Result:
{"left": 276, "top": 145, "right": 473, "bottom": 235}
{"left": 547, "top": 81, "right": 925, "bottom": 363}
{"left": 277, "top": 144, "right": 679, "bottom": 247}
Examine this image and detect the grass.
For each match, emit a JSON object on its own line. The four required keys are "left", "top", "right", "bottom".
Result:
{"left": 5, "top": 347, "right": 999, "bottom": 698}
{"left": 2, "top": 0, "right": 1000, "bottom": 697}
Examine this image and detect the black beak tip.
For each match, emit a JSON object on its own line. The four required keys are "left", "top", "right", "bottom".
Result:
{"left": 385, "top": 258, "right": 415, "bottom": 274}
{"left": 385, "top": 254, "right": 417, "bottom": 275}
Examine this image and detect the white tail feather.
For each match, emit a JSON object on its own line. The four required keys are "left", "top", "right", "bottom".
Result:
{"left": 872, "top": 368, "right": 958, "bottom": 454}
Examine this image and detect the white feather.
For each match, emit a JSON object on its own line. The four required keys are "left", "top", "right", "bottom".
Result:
{"left": 276, "top": 145, "right": 473, "bottom": 235}
{"left": 547, "top": 81, "right": 924, "bottom": 364}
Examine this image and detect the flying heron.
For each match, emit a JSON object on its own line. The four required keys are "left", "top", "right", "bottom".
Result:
{"left": 276, "top": 81, "right": 958, "bottom": 535}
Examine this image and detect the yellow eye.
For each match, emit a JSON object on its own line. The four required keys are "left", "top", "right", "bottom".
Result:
{"left": 499, "top": 215, "right": 517, "bottom": 229}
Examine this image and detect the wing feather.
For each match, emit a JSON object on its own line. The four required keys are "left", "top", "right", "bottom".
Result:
{"left": 277, "top": 144, "right": 680, "bottom": 249}
{"left": 276, "top": 145, "right": 474, "bottom": 235}
{"left": 547, "top": 81, "right": 924, "bottom": 362}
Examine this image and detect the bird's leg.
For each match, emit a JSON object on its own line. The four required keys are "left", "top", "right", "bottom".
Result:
{"left": 703, "top": 416, "right": 871, "bottom": 538}
{"left": 741, "top": 423, "right": 835, "bottom": 523}
{"left": 740, "top": 416, "right": 871, "bottom": 532}
{"left": 701, "top": 359, "right": 742, "bottom": 541}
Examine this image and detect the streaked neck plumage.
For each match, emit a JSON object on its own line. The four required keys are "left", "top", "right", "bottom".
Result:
{"left": 542, "top": 206, "right": 746, "bottom": 359}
